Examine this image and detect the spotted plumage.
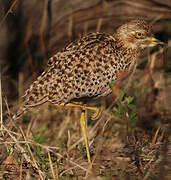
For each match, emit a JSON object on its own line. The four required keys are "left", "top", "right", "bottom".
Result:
{"left": 15, "top": 19, "right": 155, "bottom": 118}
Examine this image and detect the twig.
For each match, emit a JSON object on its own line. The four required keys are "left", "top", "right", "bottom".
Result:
{"left": 55, "top": 162, "right": 59, "bottom": 180}
{"left": 83, "top": 22, "right": 88, "bottom": 36}
{"left": 54, "top": 152, "right": 87, "bottom": 171}
{"left": 1, "top": 128, "right": 86, "bottom": 172}
{"left": 150, "top": 15, "right": 164, "bottom": 25}
{"left": 19, "top": 127, "right": 45, "bottom": 180}
{"left": 96, "top": 18, "right": 103, "bottom": 32}
{"left": 3, "top": 96, "right": 18, "bottom": 131}
{"left": 0, "top": 0, "right": 18, "bottom": 28}
{"left": 2, "top": 125, "right": 38, "bottom": 171}
{"left": 39, "top": 0, "right": 49, "bottom": 62}
{"left": 48, "top": 151, "right": 56, "bottom": 179}
{"left": 152, "top": 126, "right": 160, "bottom": 144}
{"left": 0, "top": 65, "right": 2, "bottom": 130}
{"left": 68, "top": 15, "right": 73, "bottom": 38}
{"left": 59, "top": 165, "right": 78, "bottom": 177}
{"left": 143, "top": 158, "right": 162, "bottom": 180}
{"left": 19, "top": 156, "right": 23, "bottom": 180}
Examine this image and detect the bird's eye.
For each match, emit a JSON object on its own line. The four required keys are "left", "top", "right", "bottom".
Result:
{"left": 135, "top": 32, "right": 144, "bottom": 39}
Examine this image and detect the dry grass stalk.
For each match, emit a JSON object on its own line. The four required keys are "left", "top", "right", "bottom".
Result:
{"left": 68, "top": 15, "right": 73, "bottom": 38}
{"left": 24, "top": 21, "right": 36, "bottom": 77}
{"left": 58, "top": 110, "right": 71, "bottom": 139}
{"left": 152, "top": 126, "right": 161, "bottom": 145}
{"left": 3, "top": 96, "right": 19, "bottom": 132}
{"left": 83, "top": 22, "right": 88, "bottom": 36}
{"left": 18, "top": 72, "right": 24, "bottom": 100}
{"left": 19, "top": 127, "right": 45, "bottom": 179}
{"left": 48, "top": 151, "right": 56, "bottom": 180}
{"left": 0, "top": 69, "right": 2, "bottom": 130}
{"left": 0, "top": 0, "right": 18, "bottom": 27}
{"left": 19, "top": 156, "right": 23, "bottom": 180}
{"left": 39, "top": 0, "right": 49, "bottom": 61}
{"left": 2, "top": 125, "right": 44, "bottom": 178}
{"left": 96, "top": 18, "right": 103, "bottom": 32}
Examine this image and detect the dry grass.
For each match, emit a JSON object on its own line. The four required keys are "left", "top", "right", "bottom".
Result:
{"left": 0, "top": 2, "right": 170, "bottom": 179}
{"left": 0, "top": 114, "right": 168, "bottom": 179}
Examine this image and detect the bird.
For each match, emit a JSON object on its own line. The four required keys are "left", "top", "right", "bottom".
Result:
{"left": 13, "top": 19, "right": 163, "bottom": 163}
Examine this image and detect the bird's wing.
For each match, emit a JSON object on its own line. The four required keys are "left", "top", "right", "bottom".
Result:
{"left": 21, "top": 33, "right": 115, "bottom": 108}
{"left": 47, "top": 32, "right": 108, "bottom": 67}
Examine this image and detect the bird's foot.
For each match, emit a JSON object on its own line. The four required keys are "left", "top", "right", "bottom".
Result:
{"left": 60, "top": 102, "right": 101, "bottom": 120}
{"left": 90, "top": 107, "right": 102, "bottom": 120}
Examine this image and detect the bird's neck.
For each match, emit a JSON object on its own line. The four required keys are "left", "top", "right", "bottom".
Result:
{"left": 113, "top": 34, "right": 140, "bottom": 70}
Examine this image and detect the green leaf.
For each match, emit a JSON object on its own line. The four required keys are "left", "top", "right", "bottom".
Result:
{"left": 118, "top": 90, "right": 126, "bottom": 101}
{"left": 125, "top": 96, "right": 134, "bottom": 104}
{"left": 108, "top": 80, "right": 115, "bottom": 89}
{"left": 112, "top": 89, "right": 138, "bottom": 133}
{"left": 33, "top": 125, "right": 48, "bottom": 144}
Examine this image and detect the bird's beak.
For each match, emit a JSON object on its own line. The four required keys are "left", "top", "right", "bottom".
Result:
{"left": 141, "top": 37, "right": 165, "bottom": 48}
{"left": 151, "top": 37, "right": 165, "bottom": 46}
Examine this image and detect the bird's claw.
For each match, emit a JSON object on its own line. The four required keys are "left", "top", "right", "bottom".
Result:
{"left": 90, "top": 107, "right": 102, "bottom": 120}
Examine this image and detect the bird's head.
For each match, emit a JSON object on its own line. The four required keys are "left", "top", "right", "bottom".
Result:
{"left": 116, "top": 19, "right": 164, "bottom": 50}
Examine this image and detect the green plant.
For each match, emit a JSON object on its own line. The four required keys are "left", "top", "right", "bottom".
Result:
{"left": 113, "top": 90, "right": 138, "bottom": 133}
{"left": 108, "top": 80, "right": 115, "bottom": 89}
{"left": 33, "top": 125, "right": 48, "bottom": 145}
{"left": 31, "top": 126, "right": 49, "bottom": 169}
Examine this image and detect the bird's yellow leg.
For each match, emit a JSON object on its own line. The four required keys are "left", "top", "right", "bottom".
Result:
{"left": 59, "top": 103, "right": 92, "bottom": 163}
{"left": 60, "top": 102, "right": 101, "bottom": 120}
{"left": 80, "top": 109, "right": 91, "bottom": 163}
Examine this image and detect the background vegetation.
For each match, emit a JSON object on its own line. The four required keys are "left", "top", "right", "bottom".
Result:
{"left": 0, "top": 0, "right": 171, "bottom": 179}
